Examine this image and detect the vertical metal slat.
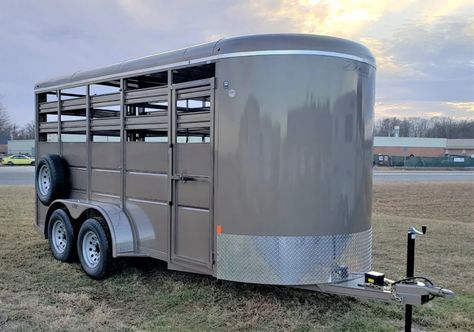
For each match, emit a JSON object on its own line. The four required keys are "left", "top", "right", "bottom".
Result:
{"left": 86, "top": 85, "right": 91, "bottom": 200}
{"left": 57, "top": 90, "right": 62, "bottom": 156}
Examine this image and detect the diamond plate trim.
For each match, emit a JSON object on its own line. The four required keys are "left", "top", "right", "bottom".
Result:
{"left": 217, "top": 228, "right": 372, "bottom": 285}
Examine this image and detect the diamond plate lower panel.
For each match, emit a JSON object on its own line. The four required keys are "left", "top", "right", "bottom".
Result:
{"left": 216, "top": 229, "right": 372, "bottom": 285}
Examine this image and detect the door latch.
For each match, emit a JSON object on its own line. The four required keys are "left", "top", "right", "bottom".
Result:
{"left": 172, "top": 173, "right": 195, "bottom": 182}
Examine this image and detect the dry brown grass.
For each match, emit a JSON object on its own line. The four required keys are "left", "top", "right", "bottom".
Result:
{"left": 373, "top": 182, "right": 474, "bottom": 294}
{"left": 0, "top": 184, "right": 472, "bottom": 331}
{"left": 373, "top": 182, "right": 474, "bottom": 223}
{"left": 0, "top": 187, "right": 126, "bottom": 331}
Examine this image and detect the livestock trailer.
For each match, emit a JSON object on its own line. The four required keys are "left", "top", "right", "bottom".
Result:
{"left": 34, "top": 34, "right": 452, "bottom": 329}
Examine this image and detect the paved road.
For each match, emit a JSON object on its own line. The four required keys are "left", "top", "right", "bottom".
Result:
{"left": 0, "top": 166, "right": 473, "bottom": 185}
{"left": 0, "top": 166, "right": 35, "bottom": 185}
{"left": 373, "top": 170, "right": 474, "bottom": 183}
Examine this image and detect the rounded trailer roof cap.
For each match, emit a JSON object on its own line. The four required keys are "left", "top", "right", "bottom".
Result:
{"left": 215, "top": 33, "right": 375, "bottom": 63}
{"left": 35, "top": 33, "right": 375, "bottom": 91}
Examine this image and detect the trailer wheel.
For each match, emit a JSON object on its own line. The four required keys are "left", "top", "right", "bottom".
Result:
{"left": 77, "top": 218, "right": 111, "bottom": 280}
{"left": 48, "top": 209, "right": 75, "bottom": 262}
{"left": 36, "top": 154, "right": 68, "bottom": 205}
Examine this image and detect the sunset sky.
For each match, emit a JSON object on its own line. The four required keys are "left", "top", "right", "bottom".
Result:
{"left": 0, "top": 0, "right": 473, "bottom": 125}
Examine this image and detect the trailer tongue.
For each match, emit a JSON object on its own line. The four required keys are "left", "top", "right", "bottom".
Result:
{"left": 311, "top": 275, "right": 454, "bottom": 305}
{"left": 301, "top": 226, "right": 454, "bottom": 331}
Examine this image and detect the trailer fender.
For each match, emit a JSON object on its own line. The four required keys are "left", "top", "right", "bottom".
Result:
{"left": 48, "top": 199, "right": 135, "bottom": 257}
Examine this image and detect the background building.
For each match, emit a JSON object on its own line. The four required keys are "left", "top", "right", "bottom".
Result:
{"left": 373, "top": 137, "right": 474, "bottom": 167}
{"left": 374, "top": 137, "right": 474, "bottom": 157}
{"left": 0, "top": 144, "right": 7, "bottom": 155}
{"left": 7, "top": 139, "right": 35, "bottom": 156}
{"left": 446, "top": 139, "right": 474, "bottom": 156}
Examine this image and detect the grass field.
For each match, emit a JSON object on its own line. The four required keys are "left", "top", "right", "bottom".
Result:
{"left": 0, "top": 183, "right": 473, "bottom": 331}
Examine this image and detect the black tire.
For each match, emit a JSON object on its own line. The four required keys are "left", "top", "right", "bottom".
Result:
{"left": 77, "top": 218, "right": 112, "bottom": 280}
{"left": 7, "top": 161, "right": 13, "bottom": 166}
{"left": 30, "top": 161, "right": 35, "bottom": 166}
{"left": 36, "top": 154, "right": 69, "bottom": 205}
{"left": 48, "top": 209, "right": 75, "bottom": 262}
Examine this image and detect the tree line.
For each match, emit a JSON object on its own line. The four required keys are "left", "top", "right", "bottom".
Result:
{"left": 374, "top": 117, "right": 474, "bottom": 139}
{"left": 1, "top": 100, "right": 473, "bottom": 142}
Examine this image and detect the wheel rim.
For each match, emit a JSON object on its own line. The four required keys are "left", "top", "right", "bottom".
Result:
{"left": 52, "top": 219, "right": 67, "bottom": 254}
{"left": 82, "top": 231, "right": 100, "bottom": 268}
{"left": 38, "top": 164, "right": 51, "bottom": 196}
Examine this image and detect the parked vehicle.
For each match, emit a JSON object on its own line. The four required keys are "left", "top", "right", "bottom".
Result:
{"left": 1, "top": 154, "right": 35, "bottom": 166}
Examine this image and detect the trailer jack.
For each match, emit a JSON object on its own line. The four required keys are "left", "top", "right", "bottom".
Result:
{"left": 300, "top": 226, "right": 454, "bottom": 331}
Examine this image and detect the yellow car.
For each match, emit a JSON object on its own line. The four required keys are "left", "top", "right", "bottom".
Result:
{"left": 1, "top": 155, "right": 35, "bottom": 166}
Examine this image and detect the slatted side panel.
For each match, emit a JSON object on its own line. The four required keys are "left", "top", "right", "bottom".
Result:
{"left": 124, "top": 141, "right": 169, "bottom": 259}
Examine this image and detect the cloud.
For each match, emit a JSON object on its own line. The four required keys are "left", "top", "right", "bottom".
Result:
{"left": 376, "top": 101, "right": 474, "bottom": 120}
{"left": 248, "top": 0, "right": 416, "bottom": 38}
{"left": 445, "top": 102, "right": 474, "bottom": 114}
{"left": 359, "top": 37, "right": 424, "bottom": 78}
{"left": 418, "top": 0, "right": 473, "bottom": 24}
{"left": 376, "top": 14, "right": 474, "bottom": 107}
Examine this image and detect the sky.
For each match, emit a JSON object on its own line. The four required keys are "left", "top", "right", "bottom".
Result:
{"left": 0, "top": 0, "right": 473, "bottom": 126}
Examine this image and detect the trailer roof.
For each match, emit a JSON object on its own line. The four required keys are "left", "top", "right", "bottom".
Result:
{"left": 35, "top": 34, "right": 375, "bottom": 92}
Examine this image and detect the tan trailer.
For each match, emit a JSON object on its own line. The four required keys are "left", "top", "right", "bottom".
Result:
{"left": 34, "top": 34, "right": 453, "bottom": 330}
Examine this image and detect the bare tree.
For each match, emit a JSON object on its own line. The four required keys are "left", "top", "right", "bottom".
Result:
{"left": 11, "top": 121, "right": 35, "bottom": 140}
{"left": 375, "top": 117, "right": 397, "bottom": 136}
{"left": 398, "top": 118, "right": 411, "bottom": 137}
{"left": 427, "top": 117, "right": 453, "bottom": 138}
{"left": 410, "top": 118, "right": 429, "bottom": 137}
{"left": 0, "top": 98, "right": 11, "bottom": 143}
{"left": 21, "top": 121, "right": 35, "bottom": 139}
{"left": 456, "top": 120, "right": 474, "bottom": 138}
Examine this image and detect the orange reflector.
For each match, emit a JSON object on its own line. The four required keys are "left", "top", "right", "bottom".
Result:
{"left": 216, "top": 225, "right": 222, "bottom": 234}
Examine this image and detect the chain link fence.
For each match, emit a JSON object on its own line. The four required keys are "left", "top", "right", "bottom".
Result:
{"left": 374, "top": 155, "right": 474, "bottom": 167}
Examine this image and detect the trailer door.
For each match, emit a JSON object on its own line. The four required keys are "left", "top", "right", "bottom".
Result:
{"left": 170, "top": 78, "right": 214, "bottom": 274}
